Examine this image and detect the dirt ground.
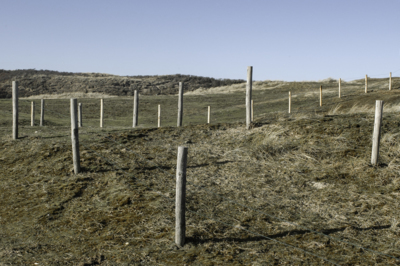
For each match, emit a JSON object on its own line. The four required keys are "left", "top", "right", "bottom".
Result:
{"left": 1, "top": 79, "right": 400, "bottom": 265}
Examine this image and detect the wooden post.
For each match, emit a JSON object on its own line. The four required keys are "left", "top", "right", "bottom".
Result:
{"left": 288, "top": 91, "right": 291, "bottom": 114}
{"left": 40, "top": 99, "right": 44, "bottom": 126}
{"left": 319, "top": 86, "right": 322, "bottom": 107}
{"left": 31, "top": 101, "right": 35, "bottom": 126}
{"left": 207, "top": 106, "right": 211, "bottom": 124}
{"left": 175, "top": 146, "right": 188, "bottom": 247}
{"left": 246, "top": 66, "right": 253, "bottom": 129}
{"left": 100, "top": 98, "right": 104, "bottom": 128}
{"left": 371, "top": 100, "right": 384, "bottom": 166}
{"left": 389, "top": 72, "right": 392, "bottom": 91}
{"left": 158, "top": 104, "right": 161, "bottom": 128}
{"left": 365, "top": 75, "right": 368, "bottom": 93}
{"left": 78, "top": 103, "right": 82, "bottom": 127}
{"left": 70, "top": 98, "right": 80, "bottom": 174}
{"left": 12, "top": 81, "right": 18, "bottom": 140}
{"left": 133, "top": 90, "right": 139, "bottom": 127}
{"left": 338, "top": 78, "right": 341, "bottom": 98}
{"left": 177, "top": 82, "right": 183, "bottom": 127}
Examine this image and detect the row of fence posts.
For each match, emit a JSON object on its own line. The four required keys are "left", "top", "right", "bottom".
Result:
{"left": 10, "top": 68, "right": 390, "bottom": 248}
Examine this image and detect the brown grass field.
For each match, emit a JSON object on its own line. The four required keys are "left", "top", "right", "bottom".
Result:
{"left": 1, "top": 77, "right": 400, "bottom": 265}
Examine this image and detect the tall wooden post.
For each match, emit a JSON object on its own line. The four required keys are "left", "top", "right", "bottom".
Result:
{"left": 133, "top": 90, "right": 139, "bottom": 127}
{"left": 70, "top": 98, "right": 80, "bottom": 174}
{"left": 175, "top": 146, "right": 188, "bottom": 247}
{"left": 338, "top": 78, "right": 341, "bottom": 98}
{"left": 389, "top": 72, "right": 392, "bottom": 91}
{"left": 158, "top": 104, "right": 161, "bottom": 128}
{"left": 365, "top": 75, "right": 368, "bottom": 93}
{"left": 207, "top": 106, "right": 211, "bottom": 124}
{"left": 31, "top": 102, "right": 35, "bottom": 126}
{"left": 288, "top": 91, "right": 291, "bottom": 114}
{"left": 100, "top": 99, "right": 104, "bottom": 128}
{"left": 40, "top": 99, "right": 44, "bottom": 126}
{"left": 78, "top": 103, "right": 82, "bottom": 127}
{"left": 177, "top": 82, "right": 183, "bottom": 127}
{"left": 319, "top": 86, "right": 322, "bottom": 107}
{"left": 371, "top": 100, "right": 384, "bottom": 166}
{"left": 12, "top": 81, "right": 18, "bottom": 140}
{"left": 246, "top": 66, "right": 253, "bottom": 129}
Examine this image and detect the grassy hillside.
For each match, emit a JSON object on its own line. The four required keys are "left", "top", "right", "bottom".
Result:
{"left": 1, "top": 77, "right": 400, "bottom": 264}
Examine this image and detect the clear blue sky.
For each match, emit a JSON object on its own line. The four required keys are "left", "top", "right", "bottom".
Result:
{"left": 1, "top": 0, "right": 399, "bottom": 81}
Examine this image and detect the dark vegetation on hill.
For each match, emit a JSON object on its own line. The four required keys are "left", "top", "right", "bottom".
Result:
{"left": 0, "top": 69, "right": 245, "bottom": 98}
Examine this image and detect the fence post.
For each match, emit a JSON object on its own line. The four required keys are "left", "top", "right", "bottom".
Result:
{"left": 133, "top": 90, "right": 139, "bottom": 128}
{"left": 365, "top": 75, "right": 368, "bottom": 93}
{"left": 100, "top": 98, "right": 104, "bottom": 128}
{"left": 70, "top": 98, "right": 80, "bottom": 174}
{"left": 31, "top": 101, "right": 35, "bottom": 126}
{"left": 78, "top": 103, "right": 82, "bottom": 127}
{"left": 251, "top": 100, "right": 254, "bottom": 122}
{"left": 12, "top": 81, "right": 18, "bottom": 140}
{"left": 40, "top": 99, "right": 44, "bottom": 126}
{"left": 371, "top": 100, "right": 384, "bottom": 166}
{"left": 288, "top": 91, "right": 291, "bottom": 114}
{"left": 246, "top": 66, "right": 253, "bottom": 129}
{"left": 319, "top": 86, "right": 322, "bottom": 107}
{"left": 177, "top": 82, "right": 183, "bottom": 127}
{"left": 176, "top": 146, "right": 188, "bottom": 247}
{"left": 339, "top": 78, "right": 341, "bottom": 98}
{"left": 158, "top": 104, "right": 161, "bottom": 128}
{"left": 207, "top": 106, "right": 211, "bottom": 124}
{"left": 389, "top": 72, "right": 392, "bottom": 91}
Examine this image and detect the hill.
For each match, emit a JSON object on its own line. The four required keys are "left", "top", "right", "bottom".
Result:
{"left": 0, "top": 69, "right": 245, "bottom": 98}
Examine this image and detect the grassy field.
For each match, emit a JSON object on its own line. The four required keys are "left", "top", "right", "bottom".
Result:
{"left": 1, "top": 78, "right": 400, "bottom": 265}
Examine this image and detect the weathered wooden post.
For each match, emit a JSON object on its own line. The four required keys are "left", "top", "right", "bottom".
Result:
{"left": 338, "top": 78, "right": 341, "bottom": 98}
{"left": 371, "top": 100, "right": 384, "bottom": 166}
{"left": 70, "top": 98, "right": 80, "bottom": 174}
{"left": 246, "top": 66, "right": 253, "bottom": 129}
{"left": 288, "top": 91, "right": 291, "bottom": 114}
{"left": 175, "top": 146, "right": 188, "bottom": 247}
{"left": 100, "top": 98, "right": 104, "bottom": 128}
{"left": 78, "top": 103, "right": 82, "bottom": 127}
{"left": 12, "top": 81, "right": 18, "bottom": 139}
{"left": 251, "top": 100, "right": 254, "bottom": 122}
{"left": 31, "top": 101, "right": 35, "bottom": 126}
{"left": 319, "top": 86, "right": 322, "bottom": 107}
{"left": 365, "top": 75, "right": 368, "bottom": 93}
{"left": 177, "top": 82, "right": 183, "bottom": 127}
{"left": 207, "top": 106, "right": 211, "bottom": 124}
{"left": 40, "top": 99, "right": 44, "bottom": 126}
{"left": 389, "top": 72, "right": 392, "bottom": 91}
{"left": 158, "top": 104, "right": 161, "bottom": 128}
{"left": 133, "top": 90, "right": 139, "bottom": 128}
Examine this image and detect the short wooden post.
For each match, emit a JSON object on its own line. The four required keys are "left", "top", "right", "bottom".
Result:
{"left": 40, "top": 99, "right": 44, "bottom": 126}
{"left": 175, "top": 146, "right": 188, "bottom": 247}
{"left": 31, "top": 101, "right": 35, "bottom": 126}
{"left": 288, "top": 91, "right": 291, "bottom": 114}
{"left": 207, "top": 106, "right": 211, "bottom": 124}
{"left": 389, "top": 72, "right": 392, "bottom": 91}
{"left": 133, "top": 90, "right": 139, "bottom": 127}
{"left": 251, "top": 100, "right": 254, "bottom": 122}
{"left": 78, "top": 103, "right": 82, "bottom": 127}
{"left": 158, "top": 104, "right": 161, "bottom": 128}
{"left": 12, "top": 81, "right": 18, "bottom": 139}
{"left": 177, "top": 82, "right": 183, "bottom": 127}
{"left": 365, "top": 75, "right": 368, "bottom": 93}
{"left": 319, "top": 86, "right": 322, "bottom": 107}
{"left": 371, "top": 100, "right": 384, "bottom": 166}
{"left": 100, "top": 98, "right": 104, "bottom": 128}
{"left": 246, "top": 66, "right": 253, "bottom": 129}
{"left": 338, "top": 78, "right": 341, "bottom": 98}
{"left": 70, "top": 98, "right": 80, "bottom": 174}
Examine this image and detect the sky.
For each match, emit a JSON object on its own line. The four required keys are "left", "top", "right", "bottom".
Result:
{"left": 1, "top": 0, "right": 399, "bottom": 81}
